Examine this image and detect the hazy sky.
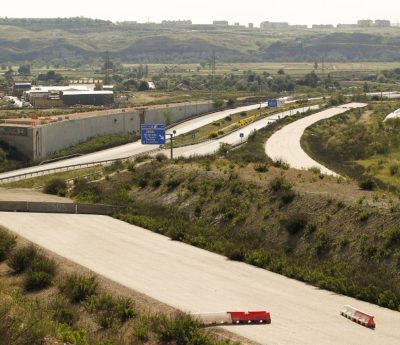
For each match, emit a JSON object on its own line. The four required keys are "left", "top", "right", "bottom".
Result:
{"left": 2, "top": 0, "right": 400, "bottom": 26}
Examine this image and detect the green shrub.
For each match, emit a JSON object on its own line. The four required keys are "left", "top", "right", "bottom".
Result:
{"left": 0, "top": 229, "right": 16, "bottom": 261}
{"left": 254, "top": 163, "right": 268, "bottom": 173}
{"left": 359, "top": 179, "right": 377, "bottom": 191}
{"left": 59, "top": 274, "right": 98, "bottom": 303}
{"left": 156, "top": 312, "right": 206, "bottom": 345}
{"left": 8, "top": 245, "right": 38, "bottom": 273}
{"left": 283, "top": 213, "right": 308, "bottom": 235}
{"left": 51, "top": 298, "right": 78, "bottom": 326}
{"left": 156, "top": 153, "right": 168, "bottom": 162}
{"left": 269, "top": 176, "right": 292, "bottom": 192}
{"left": 209, "top": 132, "right": 218, "bottom": 138}
{"left": 25, "top": 271, "right": 53, "bottom": 291}
{"left": 356, "top": 210, "right": 370, "bottom": 222}
{"left": 24, "top": 254, "right": 57, "bottom": 291}
{"left": 166, "top": 177, "right": 182, "bottom": 190}
{"left": 389, "top": 164, "right": 399, "bottom": 176}
{"left": 43, "top": 178, "right": 67, "bottom": 196}
{"left": 84, "top": 293, "right": 135, "bottom": 329}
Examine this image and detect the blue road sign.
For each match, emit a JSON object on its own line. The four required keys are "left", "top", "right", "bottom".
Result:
{"left": 191, "top": 132, "right": 196, "bottom": 139}
{"left": 240, "top": 133, "right": 244, "bottom": 138}
{"left": 267, "top": 99, "right": 278, "bottom": 108}
{"left": 141, "top": 124, "right": 166, "bottom": 145}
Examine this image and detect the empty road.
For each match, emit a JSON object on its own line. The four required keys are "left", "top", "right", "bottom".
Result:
{"left": 168, "top": 105, "right": 319, "bottom": 158}
{"left": 265, "top": 103, "right": 367, "bottom": 176}
{"left": 0, "top": 212, "right": 399, "bottom": 345}
{"left": 0, "top": 103, "right": 266, "bottom": 182}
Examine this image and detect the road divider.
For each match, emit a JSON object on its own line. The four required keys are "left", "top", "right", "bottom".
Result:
{"left": 340, "top": 305, "right": 375, "bottom": 329}
{"left": 192, "top": 311, "right": 271, "bottom": 326}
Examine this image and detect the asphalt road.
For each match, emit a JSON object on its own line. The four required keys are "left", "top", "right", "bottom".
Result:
{"left": 0, "top": 212, "right": 399, "bottom": 345}
{"left": 265, "top": 103, "right": 367, "bottom": 176}
{"left": 166, "top": 105, "right": 319, "bottom": 158}
{"left": 0, "top": 103, "right": 265, "bottom": 182}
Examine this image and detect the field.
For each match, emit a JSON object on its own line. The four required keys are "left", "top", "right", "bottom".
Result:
{"left": 302, "top": 100, "right": 400, "bottom": 191}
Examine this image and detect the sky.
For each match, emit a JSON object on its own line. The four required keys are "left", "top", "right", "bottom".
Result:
{"left": 1, "top": 0, "right": 400, "bottom": 26}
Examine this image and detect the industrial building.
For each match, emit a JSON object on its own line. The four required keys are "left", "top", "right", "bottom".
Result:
{"left": 23, "top": 81, "right": 114, "bottom": 107}
{"left": 60, "top": 90, "right": 114, "bottom": 106}
{"left": 13, "top": 82, "right": 32, "bottom": 96}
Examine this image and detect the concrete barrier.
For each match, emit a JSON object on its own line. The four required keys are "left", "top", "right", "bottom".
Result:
{"left": 0, "top": 201, "right": 115, "bottom": 215}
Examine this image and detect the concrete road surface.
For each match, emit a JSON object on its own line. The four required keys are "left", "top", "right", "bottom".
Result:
{"left": 167, "top": 105, "right": 319, "bottom": 158}
{"left": 384, "top": 108, "right": 400, "bottom": 121}
{"left": 265, "top": 103, "right": 367, "bottom": 176}
{"left": 0, "top": 104, "right": 265, "bottom": 182}
{"left": 0, "top": 212, "right": 399, "bottom": 345}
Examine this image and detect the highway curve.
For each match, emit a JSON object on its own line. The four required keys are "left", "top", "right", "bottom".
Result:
{"left": 0, "top": 103, "right": 265, "bottom": 182}
{"left": 265, "top": 103, "right": 367, "bottom": 176}
{"left": 168, "top": 105, "right": 319, "bottom": 158}
{"left": 0, "top": 212, "right": 399, "bottom": 345}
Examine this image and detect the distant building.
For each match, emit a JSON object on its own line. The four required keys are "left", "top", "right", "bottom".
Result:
{"left": 358, "top": 19, "right": 373, "bottom": 27}
{"left": 337, "top": 24, "right": 358, "bottom": 28}
{"left": 312, "top": 24, "right": 334, "bottom": 29}
{"left": 248, "top": 23, "right": 254, "bottom": 29}
{"left": 13, "top": 82, "right": 31, "bottom": 96}
{"left": 260, "top": 21, "right": 289, "bottom": 29}
{"left": 161, "top": 20, "right": 192, "bottom": 26}
{"left": 291, "top": 25, "right": 308, "bottom": 29}
{"left": 60, "top": 91, "right": 114, "bottom": 106}
{"left": 374, "top": 19, "right": 391, "bottom": 27}
{"left": 213, "top": 20, "right": 229, "bottom": 26}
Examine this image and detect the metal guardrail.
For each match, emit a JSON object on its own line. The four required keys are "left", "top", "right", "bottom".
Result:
{"left": 0, "top": 148, "right": 160, "bottom": 184}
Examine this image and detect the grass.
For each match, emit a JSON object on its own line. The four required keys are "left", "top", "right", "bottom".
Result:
{"left": 48, "top": 133, "right": 137, "bottom": 159}
{"left": 0, "top": 241, "right": 230, "bottom": 345}
{"left": 301, "top": 100, "right": 400, "bottom": 192}
{"left": 69, "top": 159, "right": 400, "bottom": 311}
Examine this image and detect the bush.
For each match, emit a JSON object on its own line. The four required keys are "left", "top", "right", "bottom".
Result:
{"left": 156, "top": 312, "right": 206, "bottom": 345}
{"left": 84, "top": 293, "right": 135, "bottom": 329}
{"left": 51, "top": 298, "right": 78, "bottom": 326}
{"left": 283, "top": 213, "right": 308, "bottom": 235}
{"left": 0, "top": 229, "right": 16, "bottom": 262}
{"left": 43, "top": 178, "right": 67, "bottom": 196}
{"left": 25, "top": 271, "right": 53, "bottom": 291}
{"left": 254, "top": 163, "right": 268, "bottom": 173}
{"left": 8, "top": 245, "right": 37, "bottom": 273}
{"left": 24, "top": 254, "right": 57, "bottom": 291}
{"left": 156, "top": 153, "right": 168, "bottom": 162}
{"left": 209, "top": 132, "right": 218, "bottom": 138}
{"left": 359, "top": 178, "right": 377, "bottom": 191}
{"left": 59, "top": 274, "right": 98, "bottom": 303}
{"left": 269, "top": 176, "right": 292, "bottom": 192}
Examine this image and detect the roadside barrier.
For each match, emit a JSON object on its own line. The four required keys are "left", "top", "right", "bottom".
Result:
{"left": 192, "top": 311, "right": 271, "bottom": 326}
{"left": 340, "top": 305, "right": 375, "bottom": 329}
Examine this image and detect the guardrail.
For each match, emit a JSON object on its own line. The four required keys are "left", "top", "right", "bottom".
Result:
{"left": 0, "top": 148, "right": 160, "bottom": 184}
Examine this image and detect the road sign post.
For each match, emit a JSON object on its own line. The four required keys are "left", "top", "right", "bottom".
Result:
{"left": 267, "top": 99, "right": 278, "bottom": 108}
{"left": 240, "top": 132, "right": 244, "bottom": 143}
{"left": 141, "top": 124, "right": 166, "bottom": 145}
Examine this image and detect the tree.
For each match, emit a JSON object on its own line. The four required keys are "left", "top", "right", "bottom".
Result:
{"left": 277, "top": 69, "right": 285, "bottom": 75}
{"left": 138, "top": 81, "right": 149, "bottom": 91}
{"left": 363, "top": 82, "right": 370, "bottom": 93}
{"left": 314, "top": 61, "right": 319, "bottom": 70}
{"left": 18, "top": 64, "right": 31, "bottom": 75}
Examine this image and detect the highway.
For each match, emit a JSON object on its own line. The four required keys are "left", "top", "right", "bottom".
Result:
{"left": 265, "top": 103, "right": 367, "bottom": 176}
{"left": 166, "top": 105, "right": 319, "bottom": 158}
{"left": 0, "top": 103, "right": 265, "bottom": 182}
{"left": 0, "top": 212, "right": 399, "bottom": 345}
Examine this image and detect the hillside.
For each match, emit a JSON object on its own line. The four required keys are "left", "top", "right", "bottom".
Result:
{"left": 1, "top": 18, "right": 400, "bottom": 63}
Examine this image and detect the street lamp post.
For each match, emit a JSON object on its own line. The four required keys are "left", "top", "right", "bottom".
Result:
{"left": 166, "top": 130, "right": 176, "bottom": 160}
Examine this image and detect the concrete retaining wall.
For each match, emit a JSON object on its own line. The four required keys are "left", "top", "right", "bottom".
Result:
{"left": 6, "top": 101, "right": 215, "bottom": 160}
{"left": 0, "top": 201, "right": 116, "bottom": 215}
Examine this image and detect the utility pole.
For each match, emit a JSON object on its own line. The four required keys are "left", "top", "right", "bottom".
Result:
{"left": 167, "top": 130, "right": 176, "bottom": 159}
{"left": 104, "top": 51, "right": 111, "bottom": 85}
{"left": 210, "top": 50, "right": 216, "bottom": 104}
